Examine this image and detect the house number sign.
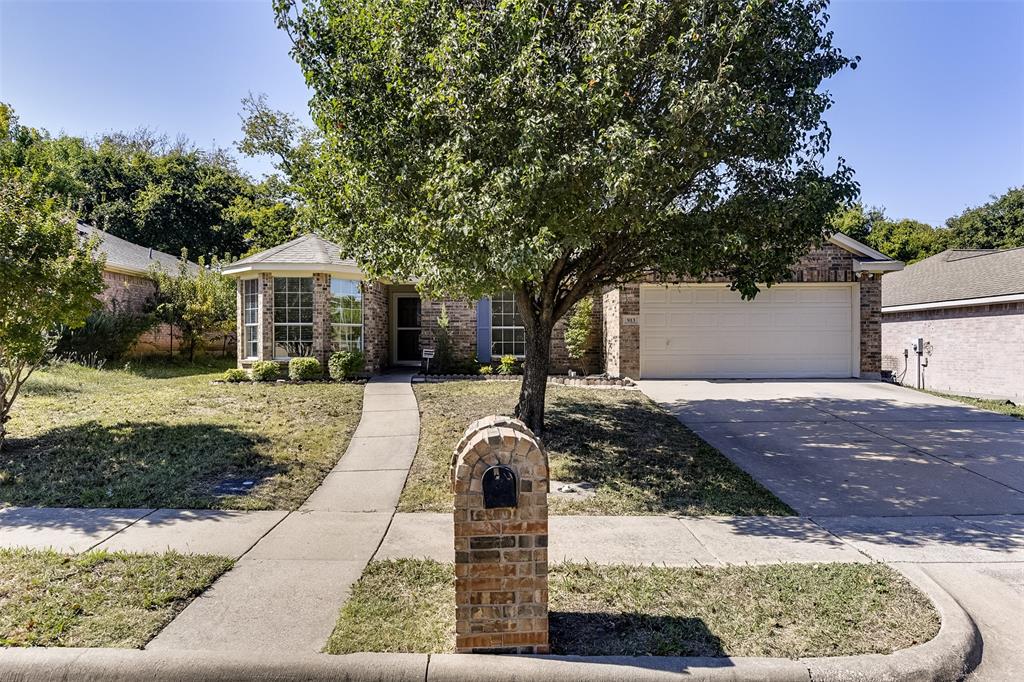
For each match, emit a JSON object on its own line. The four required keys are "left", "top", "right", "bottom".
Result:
{"left": 621, "top": 315, "right": 639, "bottom": 326}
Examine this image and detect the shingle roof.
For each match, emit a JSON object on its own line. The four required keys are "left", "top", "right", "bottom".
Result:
{"left": 231, "top": 234, "right": 357, "bottom": 268}
{"left": 222, "top": 234, "right": 362, "bottom": 278}
{"left": 77, "top": 223, "right": 191, "bottom": 275}
{"left": 882, "top": 248, "right": 1024, "bottom": 308}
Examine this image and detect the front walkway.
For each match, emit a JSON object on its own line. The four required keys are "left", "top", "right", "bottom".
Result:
{"left": 145, "top": 373, "right": 418, "bottom": 653}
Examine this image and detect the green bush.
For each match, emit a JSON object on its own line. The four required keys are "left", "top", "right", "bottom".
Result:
{"left": 55, "top": 303, "right": 156, "bottom": 364}
{"left": 497, "top": 355, "right": 520, "bottom": 375}
{"left": 289, "top": 357, "right": 322, "bottom": 381}
{"left": 223, "top": 368, "right": 250, "bottom": 383}
{"left": 250, "top": 360, "right": 280, "bottom": 382}
{"left": 564, "top": 296, "right": 594, "bottom": 374}
{"left": 478, "top": 364, "right": 493, "bottom": 375}
{"left": 329, "top": 350, "right": 365, "bottom": 380}
{"left": 432, "top": 303, "right": 456, "bottom": 372}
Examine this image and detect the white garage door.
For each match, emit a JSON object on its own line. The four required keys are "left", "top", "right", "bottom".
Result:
{"left": 640, "top": 285, "right": 855, "bottom": 379}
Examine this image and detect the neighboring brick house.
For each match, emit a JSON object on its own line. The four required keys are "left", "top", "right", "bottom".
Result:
{"left": 224, "top": 232, "right": 900, "bottom": 379}
{"left": 881, "top": 248, "right": 1024, "bottom": 402}
{"left": 78, "top": 223, "right": 232, "bottom": 357}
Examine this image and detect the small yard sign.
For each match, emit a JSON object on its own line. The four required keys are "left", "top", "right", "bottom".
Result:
{"left": 422, "top": 348, "right": 435, "bottom": 359}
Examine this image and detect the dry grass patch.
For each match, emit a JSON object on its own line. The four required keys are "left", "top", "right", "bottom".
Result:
{"left": 3, "top": 359, "right": 362, "bottom": 509}
{"left": 402, "top": 380, "right": 790, "bottom": 515}
{"left": 326, "top": 559, "right": 940, "bottom": 658}
{"left": 0, "top": 548, "right": 231, "bottom": 648}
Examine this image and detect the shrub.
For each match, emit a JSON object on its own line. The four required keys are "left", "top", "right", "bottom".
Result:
{"left": 289, "top": 357, "right": 322, "bottom": 380}
{"left": 250, "top": 360, "right": 280, "bottom": 382}
{"left": 564, "top": 296, "right": 594, "bottom": 374}
{"left": 478, "top": 364, "right": 493, "bottom": 375}
{"left": 55, "top": 303, "right": 156, "bottom": 364}
{"left": 432, "top": 303, "right": 456, "bottom": 372}
{"left": 223, "top": 368, "right": 250, "bottom": 383}
{"left": 329, "top": 350, "right": 365, "bottom": 380}
{"left": 497, "top": 355, "right": 520, "bottom": 375}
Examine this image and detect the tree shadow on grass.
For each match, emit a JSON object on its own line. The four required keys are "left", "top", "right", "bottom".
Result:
{"left": 551, "top": 611, "right": 725, "bottom": 657}
{"left": 0, "top": 421, "right": 277, "bottom": 509}
{"left": 543, "top": 396, "right": 791, "bottom": 516}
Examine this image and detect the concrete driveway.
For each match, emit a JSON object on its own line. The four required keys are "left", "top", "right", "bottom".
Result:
{"left": 640, "top": 379, "right": 1024, "bottom": 516}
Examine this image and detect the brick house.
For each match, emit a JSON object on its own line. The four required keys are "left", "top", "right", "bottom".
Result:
{"left": 881, "top": 248, "right": 1024, "bottom": 402}
{"left": 79, "top": 223, "right": 232, "bottom": 357}
{"left": 223, "top": 232, "right": 901, "bottom": 379}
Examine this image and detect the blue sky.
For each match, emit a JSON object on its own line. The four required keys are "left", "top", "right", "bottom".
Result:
{"left": 1, "top": 0, "right": 1022, "bottom": 227}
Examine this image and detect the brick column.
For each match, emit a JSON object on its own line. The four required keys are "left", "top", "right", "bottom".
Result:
{"left": 259, "top": 273, "right": 275, "bottom": 361}
{"left": 859, "top": 273, "right": 882, "bottom": 379}
{"left": 362, "top": 281, "right": 389, "bottom": 372}
{"left": 602, "top": 284, "right": 640, "bottom": 379}
{"left": 452, "top": 416, "right": 549, "bottom": 654}
{"left": 313, "top": 273, "right": 331, "bottom": 367}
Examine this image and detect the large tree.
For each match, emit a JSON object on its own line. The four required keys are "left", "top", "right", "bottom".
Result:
{"left": 0, "top": 177, "right": 104, "bottom": 449}
{"left": 279, "top": 0, "right": 859, "bottom": 432}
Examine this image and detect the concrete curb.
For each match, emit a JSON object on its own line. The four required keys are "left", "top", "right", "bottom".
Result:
{"left": 801, "top": 564, "right": 982, "bottom": 682}
{"left": 0, "top": 565, "right": 980, "bottom": 682}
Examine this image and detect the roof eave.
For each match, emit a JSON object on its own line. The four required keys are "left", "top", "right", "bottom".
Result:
{"left": 222, "top": 262, "right": 365, "bottom": 279}
{"left": 882, "top": 291, "right": 1024, "bottom": 313}
{"left": 853, "top": 259, "right": 905, "bottom": 273}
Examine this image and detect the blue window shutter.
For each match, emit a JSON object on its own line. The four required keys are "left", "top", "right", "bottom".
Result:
{"left": 476, "top": 298, "right": 491, "bottom": 363}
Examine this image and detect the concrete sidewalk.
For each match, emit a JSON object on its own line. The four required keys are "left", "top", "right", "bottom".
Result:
{"left": 145, "top": 373, "right": 417, "bottom": 654}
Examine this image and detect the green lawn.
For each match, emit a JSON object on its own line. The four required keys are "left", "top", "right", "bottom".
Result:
{"left": 326, "top": 559, "right": 939, "bottom": 658}
{"left": 0, "top": 548, "right": 231, "bottom": 648}
{"left": 928, "top": 390, "right": 1024, "bottom": 419}
{"left": 402, "top": 381, "right": 791, "bottom": 515}
{"left": 2, "top": 359, "right": 362, "bottom": 510}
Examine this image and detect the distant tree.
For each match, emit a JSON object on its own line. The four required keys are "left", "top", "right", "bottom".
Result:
{"left": 867, "top": 218, "right": 945, "bottom": 263}
{"left": 830, "top": 203, "right": 886, "bottom": 244}
{"left": 152, "top": 255, "right": 236, "bottom": 362}
{"left": 944, "top": 187, "right": 1024, "bottom": 250}
{"left": 223, "top": 175, "right": 300, "bottom": 254}
{"left": 280, "top": 0, "right": 860, "bottom": 432}
{"left": 0, "top": 101, "right": 259, "bottom": 259}
{"left": 0, "top": 177, "right": 104, "bottom": 449}
{"left": 830, "top": 203, "right": 944, "bottom": 263}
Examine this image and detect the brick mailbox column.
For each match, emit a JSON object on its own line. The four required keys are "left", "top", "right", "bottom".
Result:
{"left": 451, "top": 416, "right": 549, "bottom": 654}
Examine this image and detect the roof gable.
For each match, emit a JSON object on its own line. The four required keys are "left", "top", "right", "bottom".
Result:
{"left": 223, "top": 234, "right": 362, "bottom": 278}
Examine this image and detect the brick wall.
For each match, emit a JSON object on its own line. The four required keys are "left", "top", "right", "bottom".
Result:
{"left": 603, "top": 244, "right": 881, "bottom": 379}
{"left": 882, "top": 302, "right": 1024, "bottom": 402}
{"left": 421, "top": 298, "right": 478, "bottom": 362}
{"left": 99, "top": 270, "right": 157, "bottom": 314}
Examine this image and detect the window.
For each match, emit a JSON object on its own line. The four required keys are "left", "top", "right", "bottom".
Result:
{"left": 273, "top": 277, "right": 313, "bottom": 358}
{"left": 242, "top": 279, "right": 259, "bottom": 359}
{"left": 330, "top": 278, "right": 363, "bottom": 352}
{"left": 491, "top": 290, "right": 525, "bottom": 357}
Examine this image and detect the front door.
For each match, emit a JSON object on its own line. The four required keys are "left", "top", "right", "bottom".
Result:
{"left": 394, "top": 295, "right": 422, "bottom": 364}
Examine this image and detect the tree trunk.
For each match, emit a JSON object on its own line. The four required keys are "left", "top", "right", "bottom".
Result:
{"left": 514, "top": 319, "right": 554, "bottom": 435}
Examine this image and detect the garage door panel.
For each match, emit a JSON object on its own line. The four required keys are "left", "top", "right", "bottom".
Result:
{"left": 640, "top": 285, "right": 854, "bottom": 379}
